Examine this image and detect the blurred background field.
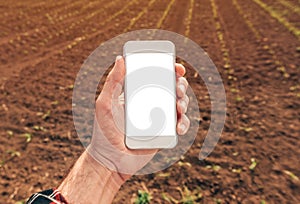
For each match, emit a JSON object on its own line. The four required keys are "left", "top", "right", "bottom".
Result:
{"left": 0, "top": 0, "right": 299, "bottom": 203}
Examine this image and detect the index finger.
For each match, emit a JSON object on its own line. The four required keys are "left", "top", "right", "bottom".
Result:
{"left": 175, "top": 63, "right": 186, "bottom": 77}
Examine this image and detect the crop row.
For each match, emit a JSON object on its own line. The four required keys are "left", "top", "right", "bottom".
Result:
{"left": 123, "top": 0, "right": 157, "bottom": 32}
{"left": 156, "top": 0, "right": 176, "bottom": 28}
{"left": 0, "top": 0, "right": 129, "bottom": 64}
{"left": 277, "top": 0, "right": 300, "bottom": 16}
{"left": 233, "top": 0, "right": 299, "bottom": 97}
{"left": 252, "top": 0, "right": 300, "bottom": 41}
{"left": 184, "top": 0, "right": 195, "bottom": 38}
{"left": 0, "top": 0, "right": 87, "bottom": 37}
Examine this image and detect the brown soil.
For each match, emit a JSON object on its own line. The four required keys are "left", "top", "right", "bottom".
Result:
{"left": 0, "top": 0, "right": 299, "bottom": 203}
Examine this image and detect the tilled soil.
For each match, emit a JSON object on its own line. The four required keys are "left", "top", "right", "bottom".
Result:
{"left": 0, "top": 0, "right": 299, "bottom": 203}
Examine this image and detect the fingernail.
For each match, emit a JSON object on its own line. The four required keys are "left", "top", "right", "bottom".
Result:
{"left": 116, "top": 55, "right": 122, "bottom": 61}
{"left": 179, "top": 84, "right": 185, "bottom": 94}
{"left": 180, "top": 124, "right": 186, "bottom": 132}
{"left": 180, "top": 100, "right": 187, "bottom": 113}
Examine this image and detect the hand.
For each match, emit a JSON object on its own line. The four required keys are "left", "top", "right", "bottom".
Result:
{"left": 87, "top": 56, "right": 190, "bottom": 180}
{"left": 58, "top": 56, "right": 191, "bottom": 203}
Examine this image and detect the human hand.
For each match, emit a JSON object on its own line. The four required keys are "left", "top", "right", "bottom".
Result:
{"left": 87, "top": 56, "right": 190, "bottom": 180}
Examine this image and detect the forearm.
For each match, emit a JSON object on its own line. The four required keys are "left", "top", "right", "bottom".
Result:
{"left": 57, "top": 151, "right": 125, "bottom": 204}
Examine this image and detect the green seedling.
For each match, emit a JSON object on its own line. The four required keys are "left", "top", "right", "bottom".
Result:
{"left": 232, "top": 168, "right": 242, "bottom": 173}
{"left": 214, "top": 198, "right": 222, "bottom": 204}
{"left": 162, "top": 186, "right": 202, "bottom": 204}
{"left": 1, "top": 150, "right": 21, "bottom": 168}
{"left": 235, "top": 96, "right": 244, "bottom": 102}
{"left": 7, "top": 150, "right": 21, "bottom": 157}
{"left": 239, "top": 127, "right": 253, "bottom": 132}
{"left": 230, "top": 88, "right": 239, "bottom": 93}
{"left": 249, "top": 158, "right": 258, "bottom": 170}
{"left": 233, "top": 152, "right": 239, "bottom": 156}
{"left": 177, "top": 161, "right": 192, "bottom": 168}
{"left": 206, "top": 165, "right": 221, "bottom": 172}
{"left": 162, "top": 193, "right": 176, "bottom": 203}
{"left": 42, "top": 110, "right": 51, "bottom": 120}
{"left": 157, "top": 172, "right": 171, "bottom": 177}
{"left": 212, "top": 165, "right": 221, "bottom": 172}
{"left": 7, "top": 130, "right": 14, "bottom": 137}
{"left": 51, "top": 100, "right": 59, "bottom": 105}
{"left": 134, "top": 190, "right": 152, "bottom": 204}
{"left": 22, "top": 133, "right": 32, "bottom": 143}
{"left": 289, "top": 85, "right": 299, "bottom": 91}
{"left": 283, "top": 170, "right": 299, "bottom": 181}
{"left": 261, "top": 200, "right": 266, "bottom": 204}
{"left": 32, "top": 125, "right": 44, "bottom": 131}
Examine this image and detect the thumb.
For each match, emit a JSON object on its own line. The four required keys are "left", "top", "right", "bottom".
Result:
{"left": 100, "top": 56, "right": 125, "bottom": 100}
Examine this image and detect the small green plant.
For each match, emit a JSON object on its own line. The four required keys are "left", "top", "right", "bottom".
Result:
{"left": 289, "top": 85, "right": 299, "bottom": 91}
{"left": 162, "top": 186, "right": 202, "bottom": 204}
{"left": 235, "top": 96, "right": 244, "bottom": 102}
{"left": 232, "top": 152, "right": 239, "bottom": 156}
{"left": 214, "top": 198, "right": 222, "bottom": 204}
{"left": 249, "top": 158, "right": 258, "bottom": 170}
{"left": 206, "top": 164, "right": 221, "bottom": 172}
{"left": 7, "top": 130, "right": 14, "bottom": 137}
{"left": 67, "top": 84, "right": 74, "bottom": 90}
{"left": 7, "top": 150, "right": 21, "bottom": 157}
{"left": 32, "top": 125, "right": 45, "bottom": 131}
{"left": 230, "top": 88, "right": 239, "bottom": 93}
{"left": 22, "top": 133, "right": 32, "bottom": 143}
{"left": 51, "top": 100, "right": 59, "bottom": 105}
{"left": 1, "top": 150, "right": 21, "bottom": 168}
{"left": 177, "top": 161, "right": 192, "bottom": 168}
{"left": 283, "top": 170, "right": 299, "bottom": 181}
{"left": 134, "top": 190, "right": 151, "bottom": 204}
{"left": 157, "top": 172, "right": 171, "bottom": 177}
{"left": 232, "top": 168, "right": 242, "bottom": 173}
{"left": 261, "top": 200, "right": 266, "bottom": 204}
{"left": 239, "top": 127, "right": 253, "bottom": 132}
{"left": 42, "top": 110, "right": 51, "bottom": 120}
{"left": 212, "top": 165, "right": 221, "bottom": 171}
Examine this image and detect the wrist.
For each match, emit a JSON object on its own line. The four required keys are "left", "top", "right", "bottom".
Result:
{"left": 85, "top": 150, "right": 128, "bottom": 186}
{"left": 86, "top": 144, "right": 133, "bottom": 183}
{"left": 58, "top": 151, "right": 128, "bottom": 204}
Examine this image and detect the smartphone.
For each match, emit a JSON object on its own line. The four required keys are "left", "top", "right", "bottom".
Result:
{"left": 124, "top": 41, "right": 177, "bottom": 149}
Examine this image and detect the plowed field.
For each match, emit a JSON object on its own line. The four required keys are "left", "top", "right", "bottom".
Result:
{"left": 0, "top": 0, "right": 299, "bottom": 203}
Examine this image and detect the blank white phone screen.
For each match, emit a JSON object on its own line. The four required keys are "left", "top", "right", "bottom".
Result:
{"left": 125, "top": 53, "right": 176, "bottom": 137}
